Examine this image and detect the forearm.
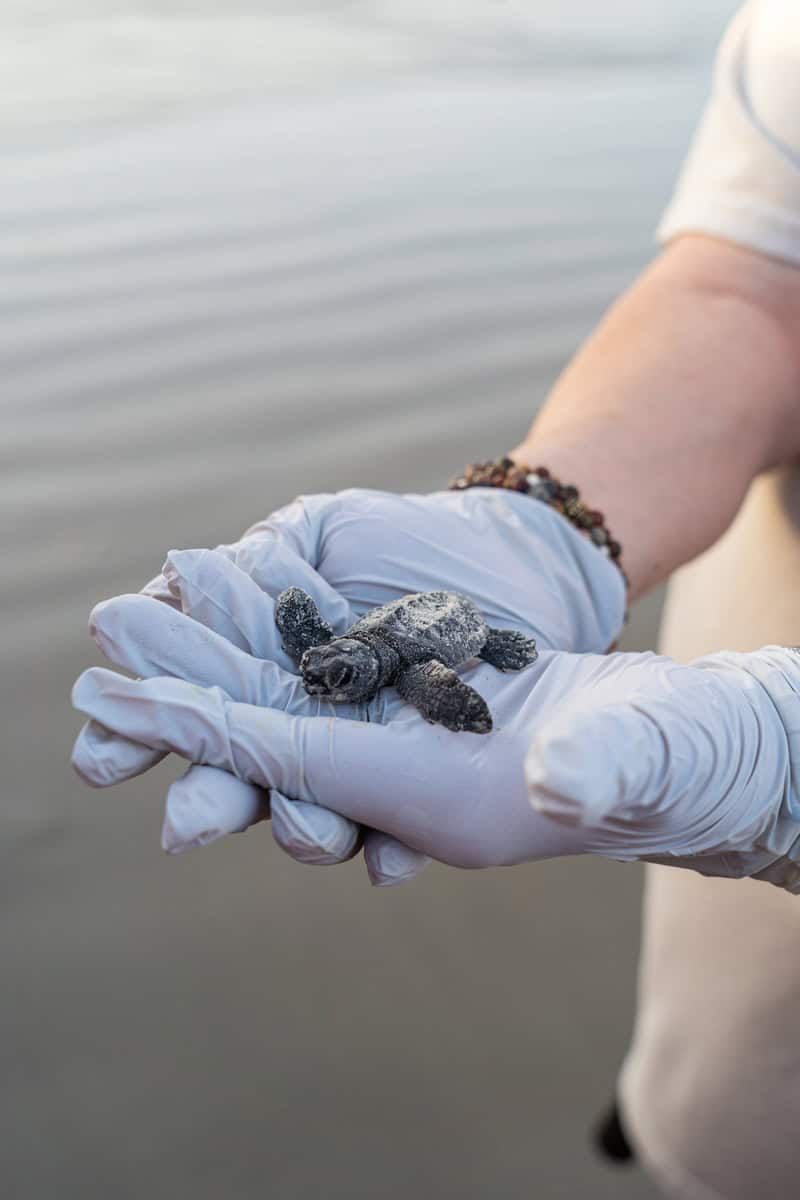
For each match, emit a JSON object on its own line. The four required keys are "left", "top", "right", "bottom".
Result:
{"left": 511, "top": 236, "right": 800, "bottom": 598}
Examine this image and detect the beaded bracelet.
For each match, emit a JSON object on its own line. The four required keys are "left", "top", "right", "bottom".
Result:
{"left": 449, "top": 457, "right": 629, "bottom": 588}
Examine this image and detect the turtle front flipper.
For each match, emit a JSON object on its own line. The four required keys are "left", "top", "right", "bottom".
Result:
{"left": 396, "top": 660, "right": 492, "bottom": 734}
{"left": 275, "top": 586, "right": 334, "bottom": 664}
{"left": 479, "top": 627, "right": 538, "bottom": 672}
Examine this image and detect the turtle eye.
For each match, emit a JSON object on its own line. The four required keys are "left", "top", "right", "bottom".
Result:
{"left": 327, "top": 662, "right": 352, "bottom": 690}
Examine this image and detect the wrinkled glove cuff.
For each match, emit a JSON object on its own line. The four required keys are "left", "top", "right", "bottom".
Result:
{"left": 450, "top": 457, "right": 629, "bottom": 591}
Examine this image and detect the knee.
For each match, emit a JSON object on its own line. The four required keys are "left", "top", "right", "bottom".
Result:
{"left": 619, "top": 1017, "right": 797, "bottom": 1199}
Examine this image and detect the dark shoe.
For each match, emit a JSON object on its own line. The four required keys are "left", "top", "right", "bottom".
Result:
{"left": 593, "top": 1100, "right": 635, "bottom": 1164}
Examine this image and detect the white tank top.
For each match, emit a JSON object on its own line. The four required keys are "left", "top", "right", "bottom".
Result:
{"left": 659, "top": 0, "right": 800, "bottom": 265}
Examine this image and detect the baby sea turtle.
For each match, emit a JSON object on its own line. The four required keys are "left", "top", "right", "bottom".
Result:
{"left": 274, "top": 588, "right": 537, "bottom": 734}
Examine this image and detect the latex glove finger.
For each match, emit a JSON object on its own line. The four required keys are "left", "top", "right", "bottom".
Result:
{"left": 162, "top": 764, "right": 270, "bottom": 854}
{"left": 222, "top": 535, "right": 353, "bottom": 628}
{"left": 162, "top": 764, "right": 364, "bottom": 867}
{"left": 71, "top": 595, "right": 327, "bottom": 789}
{"left": 82, "top": 546, "right": 297, "bottom": 788}
{"left": 161, "top": 767, "right": 430, "bottom": 882}
{"left": 270, "top": 791, "right": 361, "bottom": 865}
{"left": 362, "top": 831, "right": 432, "bottom": 887}
{"left": 271, "top": 797, "right": 431, "bottom": 882}
{"left": 71, "top": 667, "right": 588, "bottom": 865}
{"left": 88, "top": 593, "right": 355, "bottom": 719}
{"left": 100, "top": 545, "right": 291, "bottom": 793}
{"left": 76, "top": 596, "right": 369, "bottom": 866}
{"left": 143, "top": 495, "right": 353, "bottom": 628}
{"left": 76, "top": 590, "right": 367, "bottom": 835}
{"left": 70, "top": 668, "right": 440, "bottom": 856}
{"left": 69, "top": 667, "right": 385, "bottom": 820}
{"left": 72, "top": 719, "right": 167, "bottom": 787}
{"left": 525, "top": 646, "right": 800, "bottom": 880}
{"left": 162, "top": 768, "right": 370, "bottom": 878}
{"left": 162, "top": 548, "right": 300, "bottom": 667}
{"left": 141, "top": 570, "right": 181, "bottom": 607}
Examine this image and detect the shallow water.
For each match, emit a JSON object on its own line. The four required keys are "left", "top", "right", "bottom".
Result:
{"left": 2, "top": 5, "right": 737, "bottom": 1197}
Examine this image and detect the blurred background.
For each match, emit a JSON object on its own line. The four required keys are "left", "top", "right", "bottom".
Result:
{"left": 2, "top": 3, "right": 740, "bottom": 1197}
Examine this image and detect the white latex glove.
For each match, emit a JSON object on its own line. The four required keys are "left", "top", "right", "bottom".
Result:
{"left": 72, "top": 584, "right": 800, "bottom": 891}
{"left": 72, "top": 487, "right": 625, "bottom": 883}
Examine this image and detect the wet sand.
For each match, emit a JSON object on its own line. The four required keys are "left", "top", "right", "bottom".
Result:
{"left": 1, "top": 7, "right": 737, "bottom": 1196}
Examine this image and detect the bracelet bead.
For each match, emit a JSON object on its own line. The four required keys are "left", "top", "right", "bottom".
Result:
{"left": 448, "top": 457, "right": 628, "bottom": 588}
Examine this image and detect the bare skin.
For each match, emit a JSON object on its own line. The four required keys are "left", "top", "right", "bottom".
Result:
{"left": 509, "top": 234, "right": 800, "bottom": 599}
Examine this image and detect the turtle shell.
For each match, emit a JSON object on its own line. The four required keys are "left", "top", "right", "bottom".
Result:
{"left": 348, "top": 590, "right": 487, "bottom": 669}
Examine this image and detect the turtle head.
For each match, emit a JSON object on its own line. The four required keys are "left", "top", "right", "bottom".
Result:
{"left": 300, "top": 637, "right": 380, "bottom": 703}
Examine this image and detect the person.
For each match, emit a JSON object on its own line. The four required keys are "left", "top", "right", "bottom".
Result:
{"left": 71, "top": 3, "right": 800, "bottom": 1196}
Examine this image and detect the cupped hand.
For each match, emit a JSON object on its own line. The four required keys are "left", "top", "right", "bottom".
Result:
{"left": 72, "top": 487, "right": 626, "bottom": 883}
{"left": 72, "top": 574, "right": 800, "bottom": 890}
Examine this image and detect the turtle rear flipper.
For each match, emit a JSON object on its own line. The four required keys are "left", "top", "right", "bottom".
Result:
{"left": 479, "top": 627, "right": 537, "bottom": 672}
{"left": 275, "top": 586, "right": 334, "bottom": 663}
{"left": 396, "top": 660, "right": 492, "bottom": 734}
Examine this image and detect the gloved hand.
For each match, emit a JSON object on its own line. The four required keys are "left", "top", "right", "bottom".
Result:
{"left": 72, "top": 572, "right": 800, "bottom": 891}
{"left": 72, "top": 486, "right": 626, "bottom": 883}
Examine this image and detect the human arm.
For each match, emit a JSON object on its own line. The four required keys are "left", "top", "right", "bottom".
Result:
{"left": 512, "top": 235, "right": 800, "bottom": 598}
{"left": 515, "top": 0, "right": 800, "bottom": 596}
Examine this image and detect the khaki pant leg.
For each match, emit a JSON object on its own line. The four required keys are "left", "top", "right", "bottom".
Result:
{"left": 618, "top": 467, "right": 800, "bottom": 1200}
